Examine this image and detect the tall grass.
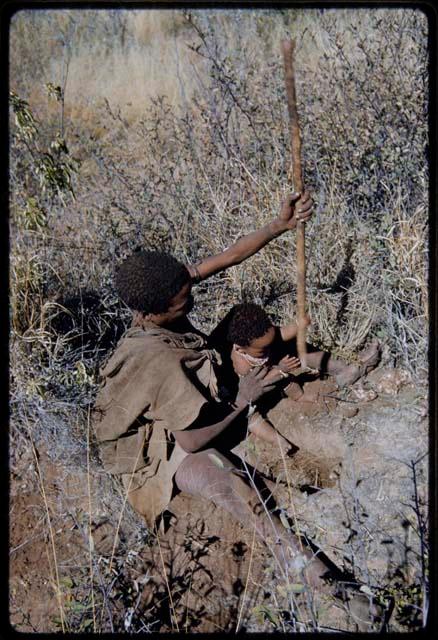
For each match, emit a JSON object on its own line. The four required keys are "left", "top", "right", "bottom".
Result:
{"left": 9, "top": 7, "right": 428, "bottom": 632}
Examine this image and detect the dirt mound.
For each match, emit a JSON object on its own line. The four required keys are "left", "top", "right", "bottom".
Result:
{"left": 9, "top": 369, "right": 427, "bottom": 632}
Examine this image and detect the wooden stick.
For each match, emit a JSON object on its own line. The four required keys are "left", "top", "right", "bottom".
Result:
{"left": 282, "top": 39, "right": 308, "bottom": 369}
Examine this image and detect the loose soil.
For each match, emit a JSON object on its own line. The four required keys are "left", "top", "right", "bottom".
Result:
{"left": 9, "top": 367, "right": 428, "bottom": 632}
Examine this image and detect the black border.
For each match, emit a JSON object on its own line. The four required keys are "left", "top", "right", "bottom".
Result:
{"left": 2, "top": 1, "right": 436, "bottom": 638}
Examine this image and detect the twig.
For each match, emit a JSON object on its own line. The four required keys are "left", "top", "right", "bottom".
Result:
{"left": 236, "top": 524, "right": 256, "bottom": 632}
{"left": 275, "top": 432, "right": 303, "bottom": 550}
{"left": 86, "top": 408, "right": 97, "bottom": 632}
{"left": 409, "top": 457, "right": 428, "bottom": 623}
{"left": 29, "top": 436, "right": 66, "bottom": 631}
{"left": 154, "top": 526, "right": 180, "bottom": 632}
{"left": 107, "top": 431, "right": 148, "bottom": 575}
{"left": 322, "top": 393, "right": 358, "bottom": 404}
{"left": 184, "top": 569, "right": 194, "bottom": 633}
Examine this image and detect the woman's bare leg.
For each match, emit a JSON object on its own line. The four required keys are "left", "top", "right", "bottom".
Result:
{"left": 174, "top": 448, "right": 335, "bottom": 590}
{"left": 174, "top": 449, "right": 385, "bottom": 628}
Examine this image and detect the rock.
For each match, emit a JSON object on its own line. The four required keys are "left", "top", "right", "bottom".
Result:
{"left": 417, "top": 402, "right": 428, "bottom": 419}
{"left": 340, "top": 404, "right": 359, "bottom": 418}
{"left": 302, "top": 379, "right": 337, "bottom": 401}
{"left": 369, "top": 368, "right": 411, "bottom": 395}
{"left": 351, "top": 387, "right": 378, "bottom": 402}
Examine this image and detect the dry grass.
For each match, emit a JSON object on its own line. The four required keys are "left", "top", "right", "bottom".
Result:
{"left": 9, "top": 7, "right": 428, "bottom": 633}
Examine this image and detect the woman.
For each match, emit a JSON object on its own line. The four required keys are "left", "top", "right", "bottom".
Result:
{"left": 93, "top": 193, "right": 383, "bottom": 628}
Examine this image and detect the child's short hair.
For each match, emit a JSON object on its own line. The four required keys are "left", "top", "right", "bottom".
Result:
{"left": 227, "top": 303, "right": 272, "bottom": 346}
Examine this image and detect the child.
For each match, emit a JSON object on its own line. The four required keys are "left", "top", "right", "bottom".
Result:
{"left": 210, "top": 302, "right": 380, "bottom": 455}
{"left": 209, "top": 303, "right": 309, "bottom": 455}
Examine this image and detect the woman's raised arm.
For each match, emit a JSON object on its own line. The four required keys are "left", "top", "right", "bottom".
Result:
{"left": 188, "top": 192, "right": 313, "bottom": 282}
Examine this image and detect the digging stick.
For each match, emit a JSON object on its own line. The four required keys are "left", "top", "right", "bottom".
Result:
{"left": 282, "top": 39, "right": 308, "bottom": 370}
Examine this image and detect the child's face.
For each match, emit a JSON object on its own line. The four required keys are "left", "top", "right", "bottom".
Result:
{"left": 239, "top": 326, "right": 276, "bottom": 358}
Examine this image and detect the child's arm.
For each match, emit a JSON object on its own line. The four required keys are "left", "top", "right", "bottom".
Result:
{"left": 279, "top": 315, "right": 311, "bottom": 342}
{"left": 264, "top": 356, "right": 301, "bottom": 380}
{"left": 187, "top": 193, "right": 313, "bottom": 282}
{"left": 232, "top": 353, "right": 302, "bottom": 382}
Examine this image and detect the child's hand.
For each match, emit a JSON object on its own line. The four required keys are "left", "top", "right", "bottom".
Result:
{"left": 278, "top": 355, "right": 301, "bottom": 373}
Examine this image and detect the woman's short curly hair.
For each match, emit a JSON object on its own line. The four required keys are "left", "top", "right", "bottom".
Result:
{"left": 227, "top": 303, "right": 272, "bottom": 346}
{"left": 114, "top": 250, "right": 191, "bottom": 313}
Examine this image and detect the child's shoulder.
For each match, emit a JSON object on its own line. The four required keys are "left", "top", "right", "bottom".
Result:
{"left": 271, "top": 325, "right": 291, "bottom": 358}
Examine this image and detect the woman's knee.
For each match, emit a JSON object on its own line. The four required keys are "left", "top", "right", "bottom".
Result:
{"left": 174, "top": 452, "right": 201, "bottom": 493}
{"left": 174, "top": 449, "right": 232, "bottom": 495}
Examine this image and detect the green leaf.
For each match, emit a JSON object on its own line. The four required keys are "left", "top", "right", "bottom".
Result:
{"left": 252, "top": 605, "right": 280, "bottom": 627}
{"left": 277, "top": 582, "right": 305, "bottom": 597}
{"left": 70, "top": 602, "right": 91, "bottom": 613}
{"left": 60, "top": 576, "right": 74, "bottom": 589}
{"left": 80, "top": 618, "right": 95, "bottom": 630}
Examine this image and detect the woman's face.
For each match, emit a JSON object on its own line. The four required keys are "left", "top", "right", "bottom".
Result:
{"left": 149, "top": 281, "right": 194, "bottom": 326}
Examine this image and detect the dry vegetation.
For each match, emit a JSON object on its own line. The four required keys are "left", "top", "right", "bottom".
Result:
{"left": 9, "top": 7, "right": 429, "bottom": 633}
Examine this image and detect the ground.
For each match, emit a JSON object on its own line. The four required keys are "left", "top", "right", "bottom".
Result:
{"left": 9, "top": 366, "right": 428, "bottom": 633}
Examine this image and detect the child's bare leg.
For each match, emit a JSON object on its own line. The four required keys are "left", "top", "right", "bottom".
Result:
{"left": 248, "top": 413, "right": 293, "bottom": 455}
{"left": 305, "top": 341, "right": 381, "bottom": 387}
{"left": 283, "top": 379, "right": 305, "bottom": 400}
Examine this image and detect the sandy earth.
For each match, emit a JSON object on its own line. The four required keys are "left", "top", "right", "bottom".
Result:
{"left": 9, "top": 367, "right": 428, "bottom": 632}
